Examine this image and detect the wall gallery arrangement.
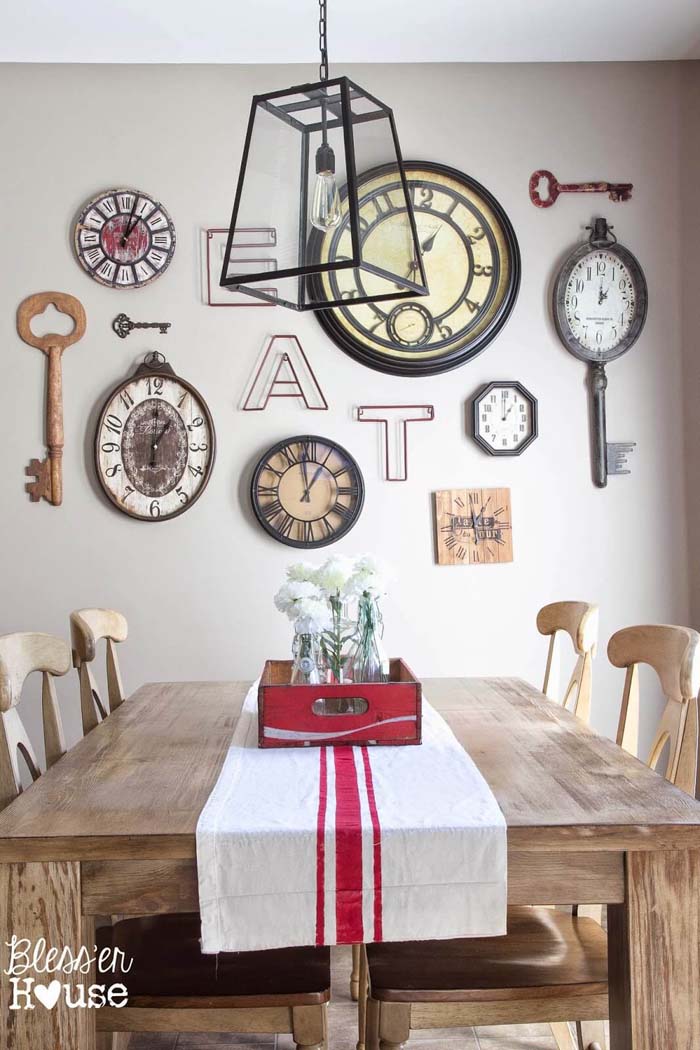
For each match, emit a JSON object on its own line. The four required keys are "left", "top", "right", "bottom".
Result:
{"left": 15, "top": 18, "right": 647, "bottom": 559}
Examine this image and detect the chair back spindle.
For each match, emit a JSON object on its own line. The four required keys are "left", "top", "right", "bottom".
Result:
{"left": 0, "top": 632, "right": 71, "bottom": 810}
{"left": 70, "top": 609, "right": 128, "bottom": 735}
{"left": 537, "top": 601, "right": 599, "bottom": 724}
{"left": 609, "top": 624, "right": 700, "bottom": 795}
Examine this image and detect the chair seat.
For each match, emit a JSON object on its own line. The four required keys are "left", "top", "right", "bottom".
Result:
{"left": 97, "top": 914, "right": 331, "bottom": 1008}
{"left": 366, "top": 906, "right": 608, "bottom": 1003}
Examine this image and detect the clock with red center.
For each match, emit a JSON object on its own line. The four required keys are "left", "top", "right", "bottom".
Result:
{"left": 73, "top": 188, "right": 176, "bottom": 289}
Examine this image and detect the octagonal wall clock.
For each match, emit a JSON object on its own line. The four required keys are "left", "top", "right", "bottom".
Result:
{"left": 74, "top": 188, "right": 176, "bottom": 289}
{"left": 471, "top": 381, "right": 538, "bottom": 456}
{"left": 311, "top": 162, "right": 521, "bottom": 376}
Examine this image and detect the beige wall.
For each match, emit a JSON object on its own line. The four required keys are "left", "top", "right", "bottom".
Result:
{"left": 0, "top": 61, "right": 693, "bottom": 759}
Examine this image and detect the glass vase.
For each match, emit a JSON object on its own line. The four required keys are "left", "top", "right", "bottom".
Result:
{"left": 290, "top": 625, "right": 321, "bottom": 686}
{"left": 346, "top": 595, "right": 390, "bottom": 684}
{"left": 320, "top": 595, "right": 354, "bottom": 684}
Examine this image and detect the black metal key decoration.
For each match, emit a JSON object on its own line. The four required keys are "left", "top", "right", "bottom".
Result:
{"left": 553, "top": 218, "right": 648, "bottom": 488}
{"left": 112, "top": 313, "right": 171, "bottom": 339}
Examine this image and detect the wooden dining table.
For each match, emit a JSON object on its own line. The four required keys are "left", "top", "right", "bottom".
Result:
{"left": 1, "top": 676, "right": 699, "bottom": 1049}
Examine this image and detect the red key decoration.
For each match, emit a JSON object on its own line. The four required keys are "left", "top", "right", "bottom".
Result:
{"left": 529, "top": 170, "right": 633, "bottom": 209}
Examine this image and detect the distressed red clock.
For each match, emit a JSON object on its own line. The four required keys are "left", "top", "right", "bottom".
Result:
{"left": 73, "top": 188, "right": 176, "bottom": 289}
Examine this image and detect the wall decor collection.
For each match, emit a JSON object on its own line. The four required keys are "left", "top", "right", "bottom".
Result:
{"left": 529, "top": 170, "right": 634, "bottom": 208}
{"left": 434, "top": 488, "right": 513, "bottom": 565}
{"left": 94, "top": 352, "right": 216, "bottom": 521}
{"left": 241, "top": 335, "right": 328, "bottom": 411}
{"left": 470, "top": 381, "right": 538, "bottom": 456}
{"left": 356, "top": 405, "right": 435, "bottom": 481}
{"left": 553, "top": 217, "right": 647, "bottom": 486}
{"left": 112, "top": 314, "right": 172, "bottom": 338}
{"left": 18, "top": 291, "right": 86, "bottom": 506}
{"left": 74, "top": 188, "right": 176, "bottom": 289}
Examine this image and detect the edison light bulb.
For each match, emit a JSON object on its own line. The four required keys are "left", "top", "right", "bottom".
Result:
{"left": 310, "top": 142, "right": 341, "bottom": 231}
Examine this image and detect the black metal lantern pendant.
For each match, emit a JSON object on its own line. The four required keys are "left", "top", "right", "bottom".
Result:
{"left": 220, "top": 0, "right": 429, "bottom": 311}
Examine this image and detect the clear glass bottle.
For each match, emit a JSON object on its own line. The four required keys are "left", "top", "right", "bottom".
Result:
{"left": 290, "top": 621, "right": 321, "bottom": 686}
{"left": 346, "top": 595, "right": 390, "bottom": 684}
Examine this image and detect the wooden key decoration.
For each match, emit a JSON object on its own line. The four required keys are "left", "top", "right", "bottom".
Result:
{"left": 530, "top": 170, "right": 633, "bottom": 209}
{"left": 17, "top": 291, "right": 86, "bottom": 506}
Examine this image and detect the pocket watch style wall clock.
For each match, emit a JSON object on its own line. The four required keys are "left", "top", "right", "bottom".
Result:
{"left": 95, "top": 352, "right": 215, "bottom": 521}
{"left": 251, "top": 436, "right": 364, "bottom": 548}
{"left": 471, "top": 381, "right": 538, "bottom": 456}
{"left": 434, "top": 488, "right": 513, "bottom": 566}
{"left": 553, "top": 218, "right": 647, "bottom": 487}
{"left": 74, "top": 188, "right": 176, "bottom": 289}
{"left": 311, "top": 162, "right": 520, "bottom": 377}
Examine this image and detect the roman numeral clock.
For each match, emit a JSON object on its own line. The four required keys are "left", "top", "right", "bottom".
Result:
{"left": 310, "top": 162, "right": 520, "bottom": 376}
{"left": 74, "top": 188, "right": 176, "bottom": 288}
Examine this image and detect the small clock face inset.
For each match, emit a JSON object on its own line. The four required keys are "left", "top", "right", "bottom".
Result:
{"left": 434, "top": 488, "right": 513, "bottom": 565}
{"left": 74, "top": 188, "right": 176, "bottom": 289}
{"left": 472, "top": 381, "right": 538, "bottom": 456}
{"left": 95, "top": 359, "right": 215, "bottom": 521}
{"left": 251, "top": 436, "right": 365, "bottom": 548}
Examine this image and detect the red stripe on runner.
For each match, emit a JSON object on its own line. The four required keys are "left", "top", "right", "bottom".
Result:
{"left": 315, "top": 747, "right": 328, "bottom": 946}
{"left": 334, "top": 748, "right": 364, "bottom": 943}
{"left": 361, "top": 747, "right": 383, "bottom": 942}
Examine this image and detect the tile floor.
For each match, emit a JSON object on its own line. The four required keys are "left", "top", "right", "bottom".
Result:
{"left": 128, "top": 946, "right": 563, "bottom": 1049}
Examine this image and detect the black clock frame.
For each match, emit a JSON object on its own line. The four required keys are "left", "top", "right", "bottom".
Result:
{"left": 94, "top": 355, "right": 216, "bottom": 523}
{"left": 250, "top": 434, "right": 365, "bottom": 549}
{"left": 312, "top": 161, "right": 521, "bottom": 377}
{"left": 471, "top": 380, "right": 538, "bottom": 457}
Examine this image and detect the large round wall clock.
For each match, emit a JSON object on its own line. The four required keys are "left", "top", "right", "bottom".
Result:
{"left": 251, "top": 435, "right": 364, "bottom": 548}
{"left": 95, "top": 353, "right": 215, "bottom": 521}
{"left": 74, "top": 188, "right": 176, "bottom": 289}
{"left": 311, "top": 162, "right": 520, "bottom": 376}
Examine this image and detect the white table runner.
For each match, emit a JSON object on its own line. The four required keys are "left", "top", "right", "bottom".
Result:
{"left": 197, "top": 682, "right": 507, "bottom": 953}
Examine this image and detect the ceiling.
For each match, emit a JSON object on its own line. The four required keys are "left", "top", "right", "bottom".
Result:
{"left": 2, "top": 0, "right": 700, "bottom": 64}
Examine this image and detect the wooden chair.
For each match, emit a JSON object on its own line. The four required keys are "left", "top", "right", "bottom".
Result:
{"left": 610, "top": 624, "right": 700, "bottom": 796}
{"left": 538, "top": 602, "right": 599, "bottom": 724}
{"left": 95, "top": 915, "right": 330, "bottom": 1049}
{"left": 70, "top": 608, "right": 127, "bottom": 735}
{"left": 360, "top": 623, "right": 700, "bottom": 1050}
{"left": 0, "top": 632, "right": 71, "bottom": 811}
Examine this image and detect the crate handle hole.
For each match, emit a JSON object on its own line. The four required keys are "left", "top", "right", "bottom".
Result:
{"left": 311, "top": 697, "right": 369, "bottom": 716}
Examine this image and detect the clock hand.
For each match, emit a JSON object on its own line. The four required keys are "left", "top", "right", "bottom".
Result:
{"left": 149, "top": 405, "right": 160, "bottom": 467}
{"left": 300, "top": 452, "right": 310, "bottom": 502}
{"left": 302, "top": 463, "right": 325, "bottom": 503}
{"left": 121, "top": 197, "right": 140, "bottom": 247}
{"left": 420, "top": 227, "right": 441, "bottom": 254}
{"left": 468, "top": 497, "right": 480, "bottom": 545}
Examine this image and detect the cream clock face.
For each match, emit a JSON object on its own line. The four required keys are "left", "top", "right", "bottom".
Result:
{"left": 473, "top": 381, "right": 538, "bottom": 456}
{"left": 563, "top": 249, "right": 637, "bottom": 355}
{"left": 96, "top": 363, "right": 215, "bottom": 521}
{"left": 434, "top": 488, "right": 513, "bottom": 565}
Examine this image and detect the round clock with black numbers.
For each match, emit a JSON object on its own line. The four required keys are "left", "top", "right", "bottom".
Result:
{"left": 74, "top": 188, "right": 176, "bottom": 289}
{"left": 553, "top": 218, "right": 647, "bottom": 364}
{"left": 472, "top": 381, "right": 538, "bottom": 456}
{"left": 312, "top": 161, "right": 520, "bottom": 377}
{"left": 251, "top": 436, "right": 364, "bottom": 548}
{"left": 95, "top": 353, "right": 215, "bottom": 521}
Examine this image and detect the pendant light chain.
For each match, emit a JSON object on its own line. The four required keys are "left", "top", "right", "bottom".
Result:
{"left": 318, "top": 0, "right": 329, "bottom": 82}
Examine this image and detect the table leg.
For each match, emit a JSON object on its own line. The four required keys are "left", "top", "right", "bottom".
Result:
{"left": 0, "top": 861, "right": 95, "bottom": 1050}
{"left": 608, "top": 850, "right": 700, "bottom": 1049}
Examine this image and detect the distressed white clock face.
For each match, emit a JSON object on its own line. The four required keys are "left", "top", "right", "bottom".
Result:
{"left": 96, "top": 370, "right": 214, "bottom": 521}
{"left": 74, "top": 188, "right": 176, "bottom": 289}
{"left": 473, "top": 382, "right": 537, "bottom": 456}
{"left": 563, "top": 250, "right": 636, "bottom": 355}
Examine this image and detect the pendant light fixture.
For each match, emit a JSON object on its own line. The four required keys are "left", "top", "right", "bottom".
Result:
{"left": 220, "top": 0, "right": 429, "bottom": 311}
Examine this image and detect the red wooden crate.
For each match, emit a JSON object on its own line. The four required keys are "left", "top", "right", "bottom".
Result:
{"left": 258, "top": 659, "right": 422, "bottom": 748}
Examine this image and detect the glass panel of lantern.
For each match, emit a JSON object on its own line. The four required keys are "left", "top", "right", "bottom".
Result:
{"left": 220, "top": 77, "right": 428, "bottom": 311}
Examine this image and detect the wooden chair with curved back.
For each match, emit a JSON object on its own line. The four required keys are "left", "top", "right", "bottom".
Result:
{"left": 359, "top": 622, "right": 700, "bottom": 1050}
{"left": 609, "top": 624, "right": 700, "bottom": 796}
{"left": 538, "top": 601, "right": 599, "bottom": 725}
{"left": 0, "top": 632, "right": 71, "bottom": 811}
{"left": 70, "top": 608, "right": 128, "bottom": 735}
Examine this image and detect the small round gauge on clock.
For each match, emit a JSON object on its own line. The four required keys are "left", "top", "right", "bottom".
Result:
{"left": 553, "top": 221, "right": 647, "bottom": 364}
{"left": 251, "top": 436, "right": 364, "bottom": 549}
{"left": 472, "top": 381, "right": 538, "bottom": 456}
{"left": 95, "top": 354, "right": 215, "bottom": 521}
{"left": 74, "top": 188, "right": 176, "bottom": 289}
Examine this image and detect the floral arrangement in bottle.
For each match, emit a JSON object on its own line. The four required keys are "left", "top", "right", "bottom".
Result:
{"left": 273, "top": 579, "right": 331, "bottom": 685}
{"left": 274, "top": 555, "right": 390, "bottom": 685}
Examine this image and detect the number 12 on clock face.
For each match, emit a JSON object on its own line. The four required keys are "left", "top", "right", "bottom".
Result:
{"left": 434, "top": 488, "right": 513, "bottom": 566}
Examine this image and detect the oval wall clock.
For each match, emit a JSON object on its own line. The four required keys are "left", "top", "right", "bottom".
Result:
{"left": 95, "top": 353, "right": 215, "bottom": 521}
{"left": 250, "top": 435, "right": 365, "bottom": 549}
{"left": 311, "top": 161, "right": 520, "bottom": 376}
{"left": 74, "top": 188, "right": 176, "bottom": 289}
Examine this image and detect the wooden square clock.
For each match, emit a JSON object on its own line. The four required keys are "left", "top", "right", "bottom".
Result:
{"left": 434, "top": 488, "right": 513, "bottom": 566}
